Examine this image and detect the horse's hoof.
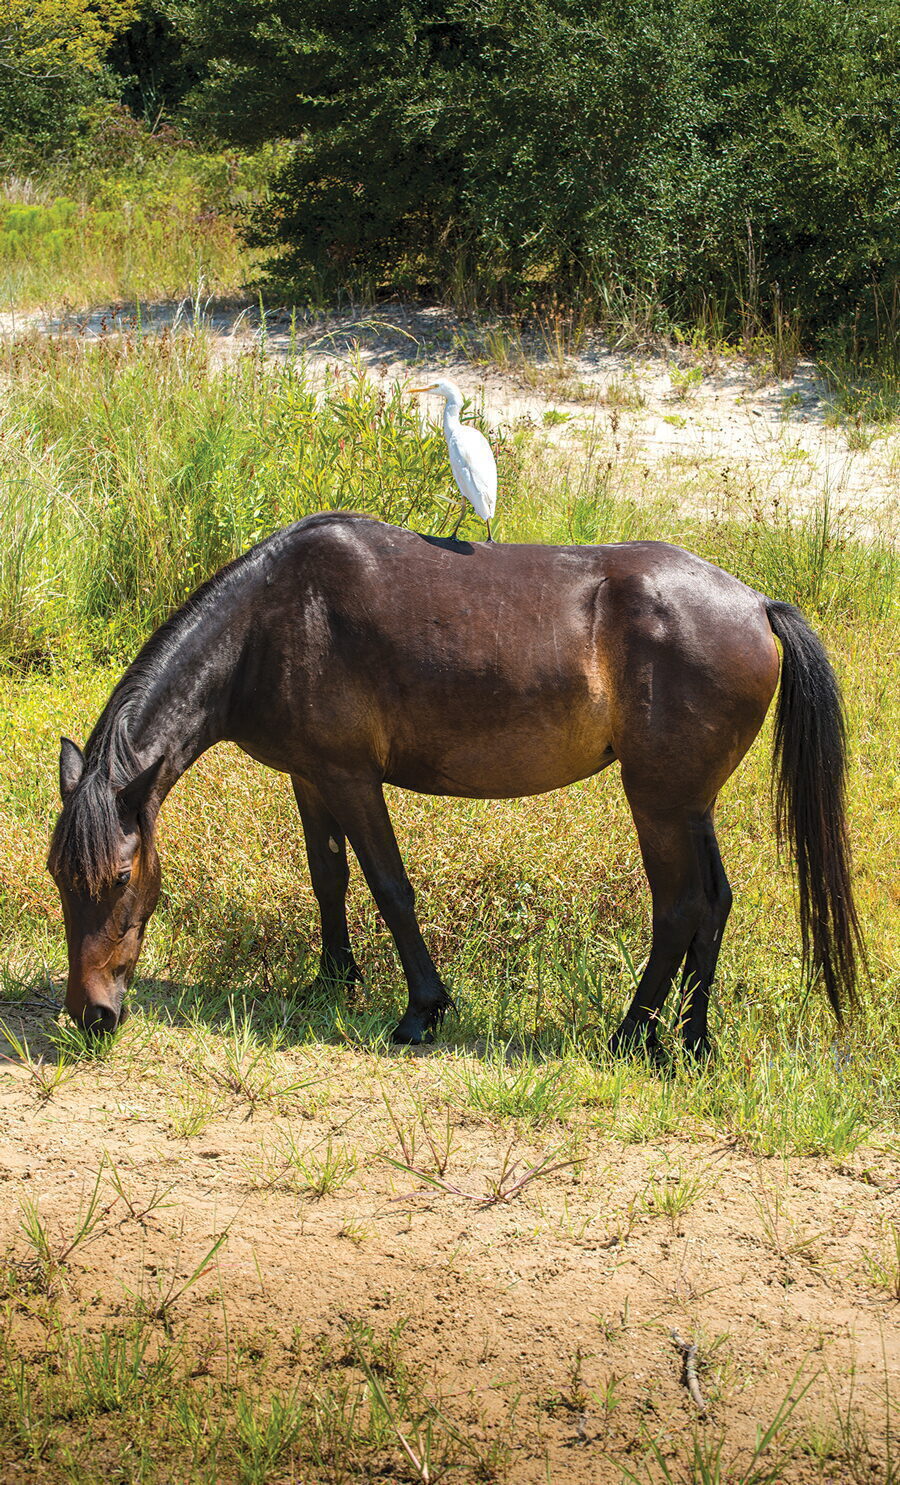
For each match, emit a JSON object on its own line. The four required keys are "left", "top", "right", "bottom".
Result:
{"left": 391, "top": 1016, "right": 427, "bottom": 1046}
{"left": 609, "top": 1022, "right": 666, "bottom": 1067}
{"left": 392, "top": 989, "right": 456, "bottom": 1046}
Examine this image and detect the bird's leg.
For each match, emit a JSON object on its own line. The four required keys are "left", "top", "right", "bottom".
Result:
{"left": 449, "top": 500, "right": 466, "bottom": 540}
{"left": 484, "top": 518, "right": 494, "bottom": 543}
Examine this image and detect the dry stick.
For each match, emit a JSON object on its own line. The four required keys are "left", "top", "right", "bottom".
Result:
{"left": 670, "top": 1329, "right": 707, "bottom": 1417}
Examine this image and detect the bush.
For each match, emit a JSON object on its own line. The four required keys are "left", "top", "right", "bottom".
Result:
{"left": 182, "top": 0, "right": 900, "bottom": 336}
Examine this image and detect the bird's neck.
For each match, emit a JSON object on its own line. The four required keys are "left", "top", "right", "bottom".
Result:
{"left": 442, "top": 400, "right": 463, "bottom": 431}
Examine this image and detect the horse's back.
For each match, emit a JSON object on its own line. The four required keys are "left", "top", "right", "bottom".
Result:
{"left": 250, "top": 517, "right": 779, "bottom": 802}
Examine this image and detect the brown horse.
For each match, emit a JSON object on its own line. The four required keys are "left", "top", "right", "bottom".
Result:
{"left": 48, "top": 514, "right": 862, "bottom": 1055}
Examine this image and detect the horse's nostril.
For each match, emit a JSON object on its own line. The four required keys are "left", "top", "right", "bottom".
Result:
{"left": 82, "top": 1003, "right": 119, "bottom": 1037}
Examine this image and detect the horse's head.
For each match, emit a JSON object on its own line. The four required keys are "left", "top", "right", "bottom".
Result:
{"left": 48, "top": 737, "right": 164, "bottom": 1035}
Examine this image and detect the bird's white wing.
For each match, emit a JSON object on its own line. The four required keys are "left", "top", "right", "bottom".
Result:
{"left": 446, "top": 423, "right": 497, "bottom": 520}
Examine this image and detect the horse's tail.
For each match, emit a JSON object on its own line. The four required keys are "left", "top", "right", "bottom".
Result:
{"left": 765, "top": 598, "right": 864, "bottom": 1019}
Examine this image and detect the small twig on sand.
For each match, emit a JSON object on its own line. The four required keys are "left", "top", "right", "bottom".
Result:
{"left": 670, "top": 1329, "right": 707, "bottom": 1417}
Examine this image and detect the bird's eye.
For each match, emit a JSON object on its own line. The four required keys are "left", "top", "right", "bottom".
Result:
{"left": 116, "top": 869, "right": 131, "bottom": 887}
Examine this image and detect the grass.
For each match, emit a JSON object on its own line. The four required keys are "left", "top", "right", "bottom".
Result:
{"left": 0, "top": 143, "right": 279, "bottom": 311}
{"left": 0, "top": 1006, "right": 898, "bottom": 1479}
{"left": 0, "top": 283, "right": 898, "bottom": 1479}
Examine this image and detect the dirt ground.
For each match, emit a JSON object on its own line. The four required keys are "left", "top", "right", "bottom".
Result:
{"left": 1, "top": 996, "right": 898, "bottom": 1482}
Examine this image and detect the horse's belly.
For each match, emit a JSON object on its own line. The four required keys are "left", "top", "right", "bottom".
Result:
{"left": 386, "top": 724, "right": 616, "bottom": 799}
{"left": 390, "top": 754, "right": 616, "bottom": 799}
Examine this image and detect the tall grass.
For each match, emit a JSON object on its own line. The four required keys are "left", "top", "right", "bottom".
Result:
{"left": 0, "top": 146, "right": 276, "bottom": 310}
{"left": 0, "top": 334, "right": 462, "bottom": 662}
{"left": 1, "top": 328, "right": 896, "bottom": 670}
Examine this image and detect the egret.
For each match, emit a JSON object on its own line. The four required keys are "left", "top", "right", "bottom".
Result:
{"left": 409, "top": 378, "right": 497, "bottom": 541}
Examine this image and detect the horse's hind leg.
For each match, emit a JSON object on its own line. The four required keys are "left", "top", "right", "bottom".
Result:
{"left": 292, "top": 776, "right": 361, "bottom": 988}
{"left": 609, "top": 800, "right": 706, "bottom": 1061}
{"left": 317, "top": 774, "right": 453, "bottom": 1044}
{"left": 678, "top": 813, "right": 732, "bottom": 1060}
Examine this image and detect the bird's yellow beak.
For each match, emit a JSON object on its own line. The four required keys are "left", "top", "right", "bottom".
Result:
{"left": 407, "top": 386, "right": 430, "bottom": 394}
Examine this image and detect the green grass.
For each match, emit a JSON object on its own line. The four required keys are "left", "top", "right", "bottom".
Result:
{"left": 0, "top": 326, "right": 897, "bottom": 1098}
{"left": 0, "top": 145, "right": 278, "bottom": 311}
{"left": 0, "top": 322, "right": 898, "bottom": 1482}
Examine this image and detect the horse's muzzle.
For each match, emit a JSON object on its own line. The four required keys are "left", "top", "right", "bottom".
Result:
{"left": 79, "top": 1002, "right": 121, "bottom": 1036}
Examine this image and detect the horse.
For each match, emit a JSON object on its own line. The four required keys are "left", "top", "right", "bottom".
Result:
{"left": 48, "top": 513, "right": 863, "bottom": 1056}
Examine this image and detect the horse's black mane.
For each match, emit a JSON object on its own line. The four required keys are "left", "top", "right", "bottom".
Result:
{"left": 48, "top": 514, "right": 352, "bottom": 894}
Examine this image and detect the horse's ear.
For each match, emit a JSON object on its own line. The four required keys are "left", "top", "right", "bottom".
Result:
{"left": 116, "top": 756, "right": 165, "bottom": 817}
{"left": 59, "top": 737, "right": 85, "bottom": 800}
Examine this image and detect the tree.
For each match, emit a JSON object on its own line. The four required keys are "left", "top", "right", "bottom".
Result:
{"left": 131, "top": 1, "right": 900, "bottom": 330}
{"left": 0, "top": 0, "right": 138, "bottom": 162}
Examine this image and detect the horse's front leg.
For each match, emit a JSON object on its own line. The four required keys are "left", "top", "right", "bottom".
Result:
{"left": 292, "top": 775, "right": 362, "bottom": 990}
{"left": 319, "top": 773, "right": 454, "bottom": 1044}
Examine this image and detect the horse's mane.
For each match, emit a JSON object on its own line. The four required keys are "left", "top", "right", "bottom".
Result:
{"left": 47, "top": 701, "right": 147, "bottom": 896}
{"left": 48, "top": 513, "right": 366, "bottom": 895}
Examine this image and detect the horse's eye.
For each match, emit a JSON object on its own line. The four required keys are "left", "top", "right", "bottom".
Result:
{"left": 116, "top": 870, "right": 131, "bottom": 887}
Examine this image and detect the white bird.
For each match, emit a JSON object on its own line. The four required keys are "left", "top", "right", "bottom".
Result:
{"left": 409, "top": 378, "right": 497, "bottom": 541}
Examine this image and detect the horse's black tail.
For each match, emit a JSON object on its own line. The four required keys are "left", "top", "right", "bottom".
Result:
{"left": 765, "top": 598, "right": 865, "bottom": 1019}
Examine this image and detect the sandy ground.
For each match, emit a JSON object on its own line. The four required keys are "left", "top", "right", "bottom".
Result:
{"left": 1, "top": 997, "right": 899, "bottom": 1482}
{"left": 3, "top": 298, "right": 899, "bottom": 528}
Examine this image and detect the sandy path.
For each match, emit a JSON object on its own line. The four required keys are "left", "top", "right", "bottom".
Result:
{"left": 3, "top": 298, "right": 898, "bottom": 527}
{"left": 2, "top": 1021, "right": 899, "bottom": 1482}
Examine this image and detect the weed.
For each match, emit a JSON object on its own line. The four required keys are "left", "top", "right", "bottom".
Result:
{"left": 167, "top": 1087, "right": 226, "bottom": 1138}
{"left": 244, "top": 1125, "right": 358, "bottom": 1197}
{"left": 338, "top": 1220, "right": 371, "bottom": 1245}
{"left": 669, "top": 365, "right": 705, "bottom": 401}
{"left": 204, "top": 1003, "right": 318, "bottom": 1114}
{"left": 296, "top": 1136, "right": 359, "bottom": 1198}
{"left": 640, "top": 1165, "right": 716, "bottom": 1234}
{"left": 603, "top": 376, "right": 646, "bottom": 411}
{"left": 17, "top": 1167, "right": 116, "bottom": 1292}
{"left": 133, "top": 1227, "right": 229, "bottom": 1326}
{"left": 381, "top": 1087, "right": 458, "bottom": 1176}
{"left": 103, "top": 1160, "right": 174, "bottom": 1225}
{"left": 233, "top": 1388, "right": 306, "bottom": 1485}
{"left": 861, "top": 1224, "right": 900, "bottom": 1301}
{"left": 0, "top": 1019, "right": 79, "bottom": 1101}
{"left": 595, "top": 1299, "right": 631, "bottom": 1344}
{"left": 751, "top": 1180, "right": 829, "bottom": 1261}
{"left": 617, "top": 1365, "right": 817, "bottom": 1484}
{"left": 384, "top": 1140, "right": 577, "bottom": 1209}
{"left": 60, "top": 1324, "right": 178, "bottom": 1415}
{"left": 454, "top": 1058, "right": 577, "bottom": 1126}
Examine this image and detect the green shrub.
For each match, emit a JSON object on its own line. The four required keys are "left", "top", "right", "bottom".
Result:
{"left": 182, "top": 0, "right": 900, "bottom": 339}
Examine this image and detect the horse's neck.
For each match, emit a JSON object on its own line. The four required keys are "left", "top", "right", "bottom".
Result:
{"left": 111, "top": 620, "right": 241, "bottom": 804}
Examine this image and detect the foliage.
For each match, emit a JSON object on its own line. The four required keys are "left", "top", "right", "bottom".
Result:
{"left": 0, "top": 335, "right": 471, "bottom": 662}
{"left": 0, "top": 0, "right": 135, "bottom": 76}
{"left": 0, "top": 0, "right": 138, "bottom": 164}
{"left": 181, "top": 0, "right": 900, "bottom": 336}
{"left": 0, "top": 138, "right": 275, "bottom": 309}
{"left": 0, "top": 329, "right": 896, "bottom": 671}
